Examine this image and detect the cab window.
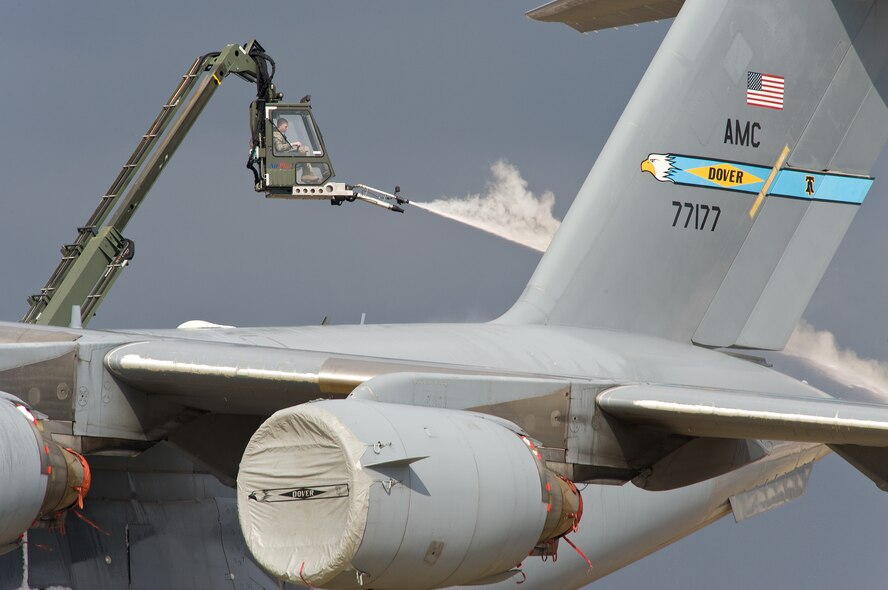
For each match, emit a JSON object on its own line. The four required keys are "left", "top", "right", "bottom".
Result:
{"left": 271, "top": 111, "right": 324, "bottom": 157}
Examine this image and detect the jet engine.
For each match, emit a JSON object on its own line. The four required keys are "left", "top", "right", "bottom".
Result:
{"left": 0, "top": 392, "right": 90, "bottom": 555}
{"left": 237, "top": 399, "right": 582, "bottom": 590}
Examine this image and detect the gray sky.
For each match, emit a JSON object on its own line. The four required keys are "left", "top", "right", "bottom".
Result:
{"left": 2, "top": 2, "right": 888, "bottom": 588}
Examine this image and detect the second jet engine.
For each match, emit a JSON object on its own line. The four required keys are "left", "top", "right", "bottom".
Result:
{"left": 237, "top": 399, "right": 582, "bottom": 589}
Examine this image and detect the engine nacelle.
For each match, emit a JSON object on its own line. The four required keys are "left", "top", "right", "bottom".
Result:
{"left": 0, "top": 392, "right": 90, "bottom": 555}
{"left": 237, "top": 399, "right": 581, "bottom": 589}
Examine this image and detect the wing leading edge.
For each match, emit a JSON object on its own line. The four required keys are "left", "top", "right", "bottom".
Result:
{"left": 598, "top": 384, "right": 888, "bottom": 490}
{"left": 597, "top": 385, "right": 888, "bottom": 447}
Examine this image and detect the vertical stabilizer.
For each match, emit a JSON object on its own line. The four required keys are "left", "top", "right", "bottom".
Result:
{"left": 502, "top": 0, "right": 888, "bottom": 350}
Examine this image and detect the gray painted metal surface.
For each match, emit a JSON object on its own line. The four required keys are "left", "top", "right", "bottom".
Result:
{"left": 0, "top": 315, "right": 871, "bottom": 588}
{"left": 734, "top": 201, "right": 858, "bottom": 348}
{"left": 693, "top": 197, "right": 807, "bottom": 347}
{"left": 504, "top": 0, "right": 888, "bottom": 352}
{"left": 526, "top": 0, "right": 685, "bottom": 32}
{"left": 4, "top": 0, "right": 888, "bottom": 587}
{"left": 597, "top": 384, "right": 888, "bottom": 446}
{"left": 101, "top": 322, "right": 827, "bottom": 400}
{"left": 0, "top": 441, "right": 825, "bottom": 590}
{"left": 0, "top": 444, "right": 302, "bottom": 590}
{"left": 472, "top": 442, "right": 827, "bottom": 590}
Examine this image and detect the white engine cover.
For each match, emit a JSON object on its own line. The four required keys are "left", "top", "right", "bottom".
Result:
{"left": 237, "top": 399, "right": 554, "bottom": 589}
{"left": 0, "top": 394, "right": 48, "bottom": 554}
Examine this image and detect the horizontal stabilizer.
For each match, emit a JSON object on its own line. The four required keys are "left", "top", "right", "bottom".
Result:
{"left": 597, "top": 385, "right": 888, "bottom": 447}
{"left": 527, "top": 0, "right": 683, "bottom": 32}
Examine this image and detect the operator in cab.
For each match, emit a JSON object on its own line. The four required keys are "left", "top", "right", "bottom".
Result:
{"left": 272, "top": 118, "right": 309, "bottom": 155}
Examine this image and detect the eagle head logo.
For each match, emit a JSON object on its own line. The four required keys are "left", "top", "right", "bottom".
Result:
{"left": 641, "top": 153, "right": 675, "bottom": 182}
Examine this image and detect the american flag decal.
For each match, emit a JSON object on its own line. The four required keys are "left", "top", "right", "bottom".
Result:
{"left": 747, "top": 72, "right": 784, "bottom": 110}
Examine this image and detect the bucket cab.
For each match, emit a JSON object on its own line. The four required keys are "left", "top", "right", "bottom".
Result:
{"left": 250, "top": 98, "right": 335, "bottom": 194}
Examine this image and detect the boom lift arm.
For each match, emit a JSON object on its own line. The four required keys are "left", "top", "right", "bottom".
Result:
{"left": 23, "top": 40, "right": 404, "bottom": 329}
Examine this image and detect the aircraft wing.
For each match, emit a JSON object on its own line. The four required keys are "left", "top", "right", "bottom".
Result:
{"left": 102, "top": 338, "right": 543, "bottom": 412}
{"left": 597, "top": 385, "right": 888, "bottom": 447}
{"left": 597, "top": 354, "right": 888, "bottom": 490}
{"left": 526, "top": 0, "right": 683, "bottom": 32}
{"left": 10, "top": 0, "right": 888, "bottom": 585}
{"left": 107, "top": 338, "right": 888, "bottom": 450}
{"left": 104, "top": 333, "right": 888, "bottom": 489}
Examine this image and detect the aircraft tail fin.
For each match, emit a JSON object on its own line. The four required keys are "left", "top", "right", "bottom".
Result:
{"left": 502, "top": 0, "right": 888, "bottom": 350}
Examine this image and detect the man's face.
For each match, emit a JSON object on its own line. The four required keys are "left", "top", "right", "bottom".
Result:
{"left": 278, "top": 121, "right": 288, "bottom": 133}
